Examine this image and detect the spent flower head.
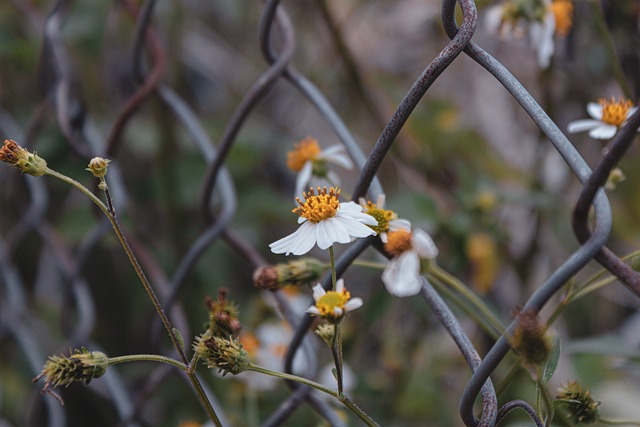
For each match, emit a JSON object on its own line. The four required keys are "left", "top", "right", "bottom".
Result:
{"left": 0, "top": 139, "right": 48, "bottom": 176}
{"left": 33, "top": 348, "right": 109, "bottom": 403}
{"left": 382, "top": 226, "right": 439, "bottom": 297}
{"left": 568, "top": 97, "right": 638, "bottom": 140}
{"left": 307, "top": 279, "right": 363, "bottom": 323}
{"left": 556, "top": 380, "right": 600, "bottom": 424}
{"left": 205, "top": 288, "right": 241, "bottom": 339}
{"left": 269, "top": 187, "right": 378, "bottom": 256}
{"left": 194, "top": 332, "right": 249, "bottom": 376}
{"left": 253, "top": 258, "right": 326, "bottom": 290}
{"left": 287, "top": 137, "right": 353, "bottom": 199}
{"left": 510, "top": 310, "right": 552, "bottom": 368}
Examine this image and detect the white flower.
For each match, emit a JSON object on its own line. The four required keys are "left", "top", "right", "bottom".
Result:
{"left": 382, "top": 227, "right": 438, "bottom": 297}
{"left": 306, "top": 279, "right": 363, "bottom": 321}
{"left": 567, "top": 98, "right": 638, "bottom": 140}
{"left": 287, "top": 137, "right": 353, "bottom": 199}
{"left": 270, "top": 187, "right": 378, "bottom": 256}
{"left": 358, "top": 194, "right": 411, "bottom": 243}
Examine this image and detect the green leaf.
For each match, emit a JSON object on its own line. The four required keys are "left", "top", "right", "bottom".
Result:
{"left": 173, "top": 328, "right": 185, "bottom": 353}
{"left": 542, "top": 336, "right": 561, "bottom": 384}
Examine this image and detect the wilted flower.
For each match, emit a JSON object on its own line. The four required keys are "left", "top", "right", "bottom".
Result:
{"left": 382, "top": 226, "right": 439, "bottom": 297}
{"left": 287, "top": 137, "right": 353, "bottom": 198}
{"left": 0, "top": 139, "right": 48, "bottom": 176}
{"left": 307, "top": 279, "right": 363, "bottom": 323}
{"left": 568, "top": 98, "right": 638, "bottom": 140}
{"left": 205, "top": 288, "right": 241, "bottom": 339}
{"left": 510, "top": 310, "right": 552, "bottom": 368}
{"left": 556, "top": 380, "right": 600, "bottom": 424}
{"left": 33, "top": 348, "right": 109, "bottom": 402}
{"left": 269, "top": 187, "right": 378, "bottom": 256}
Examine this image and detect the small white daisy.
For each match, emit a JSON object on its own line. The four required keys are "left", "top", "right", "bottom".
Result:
{"left": 270, "top": 187, "right": 378, "bottom": 256}
{"left": 567, "top": 97, "right": 638, "bottom": 140}
{"left": 306, "top": 279, "right": 363, "bottom": 322}
{"left": 358, "top": 194, "right": 411, "bottom": 243}
{"left": 382, "top": 226, "right": 439, "bottom": 298}
{"left": 287, "top": 137, "right": 353, "bottom": 199}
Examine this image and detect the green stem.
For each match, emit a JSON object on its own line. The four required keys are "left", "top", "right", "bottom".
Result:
{"left": 333, "top": 322, "right": 344, "bottom": 397}
{"left": 44, "top": 167, "right": 222, "bottom": 427}
{"left": 108, "top": 354, "right": 186, "bottom": 370}
{"left": 536, "top": 372, "right": 554, "bottom": 427}
{"left": 351, "top": 259, "right": 386, "bottom": 270}
{"left": 426, "top": 263, "right": 505, "bottom": 337}
{"left": 248, "top": 364, "right": 380, "bottom": 427}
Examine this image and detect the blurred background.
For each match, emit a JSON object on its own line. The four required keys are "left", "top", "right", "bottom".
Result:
{"left": 1, "top": 0, "right": 640, "bottom": 426}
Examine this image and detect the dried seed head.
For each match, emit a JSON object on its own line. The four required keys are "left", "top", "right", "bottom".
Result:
{"left": 556, "top": 380, "right": 600, "bottom": 424}
{"left": 510, "top": 310, "right": 552, "bottom": 368}
{"left": 205, "top": 288, "right": 241, "bottom": 339}
{"left": 253, "top": 258, "right": 326, "bottom": 290}
{"left": 193, "top": 332, "right": 249, "bottom": 376}
{"left": 0, "top": 139, "right": 48, "bottom": 176}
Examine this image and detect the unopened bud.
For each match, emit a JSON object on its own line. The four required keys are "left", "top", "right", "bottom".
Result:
{"left": 86, "top": 157, "right": 111, "bottom": 179}
{"left": 205, "top": 288, "right": 241, "bottom": 338}
{"left": 253, "top": 258, "right": 326, "bottom": 290}
{"left": 0, "top": 139, "right": 48, "bottom": 176}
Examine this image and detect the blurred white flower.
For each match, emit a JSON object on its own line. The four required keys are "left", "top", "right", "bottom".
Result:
{"left": 358, "top": 194, "right": 411, "bottom": 243}
{"left": 287, "top": 137, "right": 353, "bottom": 198}
{"left": 568, "top": 98, "right": 638, "bottom": 140}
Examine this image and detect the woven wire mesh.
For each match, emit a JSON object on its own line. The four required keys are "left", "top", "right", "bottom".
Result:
{"left": 1, "top": 0, "right": 640, "bottom": 426}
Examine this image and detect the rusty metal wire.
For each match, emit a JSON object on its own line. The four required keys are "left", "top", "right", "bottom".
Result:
{"left": 2, "top": 0, "right": 640, "bottom": 425}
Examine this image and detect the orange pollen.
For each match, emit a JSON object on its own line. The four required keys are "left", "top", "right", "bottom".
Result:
{"left": 293, "top": 187, "right": 340, "bottom": 223}
{"left": 599, "top": 97, "right": 633, "bottom": 126}
{"left": 551, "top": 1, "right": 573, "bottom": 37}
{"left": 384, "top": 230, "right": 413, "bottom": 256}
{"left": 287, "top": 137, "right": 321, "bottom": 172}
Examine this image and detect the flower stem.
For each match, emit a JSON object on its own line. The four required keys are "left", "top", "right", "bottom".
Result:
{"left": 599, "top": 418, "right": 640, "bottom": 426}
{"left": 108, "top": 354, "right": 186, "bottom": 370}
{"left": 329, "top": 245, "right": 337, "bottom": 291}
{"left": 248, "top": 364, "right": 380, "bottom": 427}
{"left": 43, "top": 167, "right": 222, "bottom": 427}
{"left": 332, "top": 322, "right": 345, "bottom": 397}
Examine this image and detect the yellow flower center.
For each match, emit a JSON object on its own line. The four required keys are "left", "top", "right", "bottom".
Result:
{"left": 293, "top": 187, "right": 340, "bottom": 223}
{"left": 287, "top": 137, "right": 321, "bottom": 172}
{"left": 551, "top": 0, "right": 573, "bottom": 37}
{"left": 363, "top": 201, "right": 397, "bottom": 234}
{"left": 315, "top": 289, "right": 351, "bottom": 318}
{"left": 384, "top": 230, "right": 413, "bottom": 256}
{"left": 599, "top": 97, "right": 633, "bottom": 126}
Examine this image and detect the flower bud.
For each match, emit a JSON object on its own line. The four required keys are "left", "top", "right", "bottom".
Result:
{"left": 205, "top": 288, "right": 241, "bottom": 339}
{"left": 86, "top": 157, "right": 111, "bottom": 179}
{"left": 253, "top": 258, "right": 325, "bottom": 290}
{"left": 0, "top": 139, "right": 48, "bottom": 176}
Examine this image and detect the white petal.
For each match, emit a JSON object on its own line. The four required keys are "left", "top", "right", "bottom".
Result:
{"left": 269, "top": 222, "right": 317, "bottom": 255}
{"left": 333, "top": 307, "right": 344, "bottom": 316}
{"left": 627, "top": 106, "right": 638, "bottom": 118}
{"left": 338, "top": 201, "right": 364, "bottom": 213}
{"left": 315, "top": 220, "right": 340, "bottom": 249}
{"left": 358, "top": 197, "right": 368, "bottom": 209}
{"left": 412, "top": 229, "right": 439, "bottom": 259}
{"left": 382, "top": 252, "right": 422, "bottom": 297}
{"left": 325, "top": 217, "right": 353, "bottom": 244}
{"left": 295, "top": 161, "right": 314, "bottom": 200}
{"left": 311, "top": 283, "right": 326, "bottom": 301}
{"left": 334, "top": 216, "right": 377, "bottom": 238}
{"left": 380, "top": 232, "right": 388, "bottom": 244}
{"left": 343, "top": 297, "right": 363, "bottom": 312}
{"left": 586, "top": 102, "right": 603, "bottom": 120}
{"left": 530, "top": 14, "right": 555, "bottom": 69}
{"left": 307, "top": 306, "right": 322, "bottom": 316}
{"left": 589, "top": 124, "right": 617, "bottom": 140}
{"left": 321, "top": 145, "right": 353, "bottom": 169}
{"left": 567, "top": 119, "right": 602, "bottom": 134}
{"left": 335, "top": 278, "right": 345, "bottom": 292}
{"left": 388, "top": 219, "right": 411, "bottom": 232}
{"left": 376, "top": 194, "right": 386, "bottom": 208}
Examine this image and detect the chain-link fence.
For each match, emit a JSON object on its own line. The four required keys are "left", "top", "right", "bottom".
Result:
{"left": 1, "top": 0, "right": 640, "bottom": 426}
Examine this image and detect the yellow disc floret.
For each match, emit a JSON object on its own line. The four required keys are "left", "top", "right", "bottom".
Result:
{"left": 384, "top": 230, "right": 413, "bottom": 256}
{"left": 315, "top": 289, "right": 351, "bottom": 318}
{"left": 287, "top": 137, "right": 321, "bottom": 172}
{"left": 599, "top": 97, "right": 633, "bottom": 126}
{"left": 362, "top": 200, "right": 397, "bottom": 234}
{"left": 551, "top": 0, "right": 573, "bottom": 37}
{"left": 293, "top": 187, "right": 340, "bottom": 223}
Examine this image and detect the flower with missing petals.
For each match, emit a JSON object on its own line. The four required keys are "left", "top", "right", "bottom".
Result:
{"left": 382, "top": 226, "right": 439, "bottom": 297}
{"left": 307, "top": 279, "right": 363, "bottom": 322}
{"left": 269, "top": 187, "right": 378, "bottom": 256}
{"left": 287, "top": 137, "right": 353, "bottom": 198}
{"left": 359, "top": 194, "right": 410, "bottom": 242}
{"left": 568, "top": 97, "right": 638, "bottom": 140}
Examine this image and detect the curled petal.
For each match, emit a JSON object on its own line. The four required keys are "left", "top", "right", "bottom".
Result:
{"left": 413, "top": 229, "right": 439, "bottom": 259}
{"left": 382, "top": 251, "right": 422, "bottom": 297}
